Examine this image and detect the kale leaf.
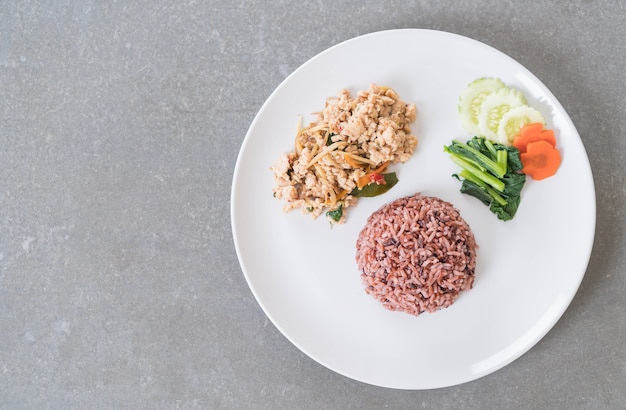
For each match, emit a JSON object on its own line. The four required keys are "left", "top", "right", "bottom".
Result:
{"left": 445, "top": 137, "right": 526, "bottom": 221}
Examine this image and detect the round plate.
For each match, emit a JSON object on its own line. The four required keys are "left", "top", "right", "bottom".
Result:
{"left": 231, "top": 29, "right": 596, "bottom": 389}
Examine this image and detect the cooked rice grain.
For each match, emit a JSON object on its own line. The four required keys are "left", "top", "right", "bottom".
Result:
{"left": 355, "top": 193, "right": 477, "bottom": 316}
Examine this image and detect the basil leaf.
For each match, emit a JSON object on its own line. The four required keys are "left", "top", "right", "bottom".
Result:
{"left": 350, "top": 172, "right": 399, "bottom": 197}
{"left": 325, "top": 203, "right": 343, "bottom": 222}
{"left": 326, "top": 133, "right": 337, "bottom": 146}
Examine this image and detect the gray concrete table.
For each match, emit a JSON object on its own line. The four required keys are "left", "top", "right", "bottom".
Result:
{"left": 1, "top": 1, "right": 624, "bottom": 408}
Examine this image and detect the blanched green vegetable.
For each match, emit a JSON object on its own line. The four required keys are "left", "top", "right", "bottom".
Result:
{"left": 444, "top": 137, "right": 526, "bottom": 221}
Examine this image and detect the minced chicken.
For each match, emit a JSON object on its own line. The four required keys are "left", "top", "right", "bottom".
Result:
{"left": 271, "top": 84, "right": 418, "bottom": 223}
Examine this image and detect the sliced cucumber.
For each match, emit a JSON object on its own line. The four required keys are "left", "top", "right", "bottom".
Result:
{"left": 497, "top": 105, "right": 545, "bottom": 144}
{"left": 458, "top": 77, "right": 505, "bottom": 135}
{"left": 478, "top": 87, "right": 526, "bottom": 142}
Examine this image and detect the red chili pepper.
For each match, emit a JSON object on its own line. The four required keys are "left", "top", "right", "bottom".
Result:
{"left": 369, "top": 173, "right": 386, "bottom": 185}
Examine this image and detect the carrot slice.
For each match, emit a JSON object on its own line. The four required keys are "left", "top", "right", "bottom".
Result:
{"left": 513, "top": 123, "right": 556, "bottom": 153}
{"left": 514, "top": 130, "right": 556, "bottom": 153}
{"left": 357, "top": 161, "right": 389, "bottom": 189}
{"left": 336, "top": 189, "right": 350, "bottom": 200}
{"left": 344, "top": 154, "right": 366, "bottom": 168}
{"left": 520, "top": 122, "right": 544, "bottom": 139}
{"left": 520, "top": 140, "right": 561, "bottom": 180}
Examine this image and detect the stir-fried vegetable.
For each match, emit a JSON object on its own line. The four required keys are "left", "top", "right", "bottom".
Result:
{"left": 351, "top": 172, "right": 399, "bottom": 197}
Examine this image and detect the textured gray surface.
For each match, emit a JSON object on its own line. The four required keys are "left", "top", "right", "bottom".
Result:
{"left": 1, "top": 1, "right": 625, "bottom": 408}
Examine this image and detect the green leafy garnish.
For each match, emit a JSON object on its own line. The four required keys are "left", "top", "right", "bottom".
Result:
{"left": 325, "top": 203, "right": 343, "bottom": 222}
{"left": 326, "top": 133, "right": 337, "bottom": 146}
{"left": 445, "top": 137, "right": 525, "bottom": 221}
{"left": 350, "top": 172, "right": 399, "bottom": 197}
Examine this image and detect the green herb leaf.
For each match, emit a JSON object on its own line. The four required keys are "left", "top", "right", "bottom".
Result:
{"left": 326, "top": 133, "right": 337, "bottom": 146}
{"left": 350, "top": 172, "right": 399, "bottom": 197}
{"left": 325, "top": 203, "right": 343, "bottom": 222}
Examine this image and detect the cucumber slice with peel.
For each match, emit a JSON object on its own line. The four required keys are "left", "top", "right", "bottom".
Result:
{"left": 458, "top": 77, "right": 505, "bottom": 135}
{"left": 478, "top": 87, "right": 526, "bottom": 142}
{"left": 497, "top": 105, "right": 545, "bottom": 144}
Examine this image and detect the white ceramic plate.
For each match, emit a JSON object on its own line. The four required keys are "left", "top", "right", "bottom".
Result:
{"left": 231, "top": 29, "right": 596, "bottom": 389}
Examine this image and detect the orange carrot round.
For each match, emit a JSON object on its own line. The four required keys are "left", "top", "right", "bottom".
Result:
{"left": 520, "top": 122, "right": 544, "bottom": 139}
{"left": 513, "top": 123, "right": 556, "bottom": 153}
{"left": 520, "top": 140, "right": 562, "bottom": 180}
